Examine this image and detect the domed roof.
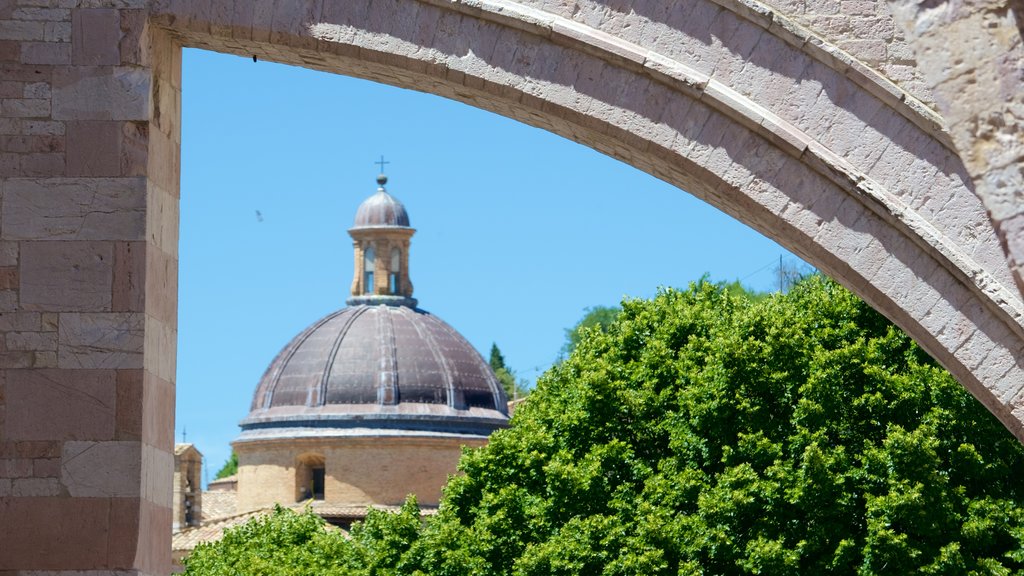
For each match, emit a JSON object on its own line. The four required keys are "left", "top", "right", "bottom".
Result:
{"left": 353, "top": 189, "right": 410, "bottom": 229}
{"left": 239, "top": 304, "right": 509, "bottom": 438}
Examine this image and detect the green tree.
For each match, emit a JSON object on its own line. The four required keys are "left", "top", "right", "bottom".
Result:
{"left": 214, "top": 451, "right": 238, "bottom": 480}
{"left": 183, "top": 506, "right": 348, "bottom": 575}
{"left": 416, "top": 276, "right": 1024, "bottom": 575}
{"left": 561, "top": 305, "right": 620, "bottom": 357}
{"left": 490, "top": 342, "right": 529, "bottom": 400}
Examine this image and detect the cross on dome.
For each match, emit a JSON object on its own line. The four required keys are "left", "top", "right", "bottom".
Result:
{"left": 375, "top": 155, "right": 389, "bottom": 188}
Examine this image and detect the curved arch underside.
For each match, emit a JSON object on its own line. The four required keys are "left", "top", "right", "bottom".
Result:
{"left": 152, "top": 0, "right": 1024, "bottom": 438}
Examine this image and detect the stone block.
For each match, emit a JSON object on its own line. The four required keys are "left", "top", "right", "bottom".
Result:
{"left": 0, "top": 496, "right": 111, "bottom": 569}
{"left": 0, "top": 351, "right": 35, "bottom": 369}
{"left": 19, "top": 41, "right": 71, "bottom": 65}
{"left": 41, "top": 312, "right": 58, "bottom": 330}
{"left": 72, "top": 8, "right": 121, "bottom": 66}
{"left": 0, "top": 266, "right": 16, "bottom": 290}
{"left": 1, "top": 98, "right": 50, "bottom": 118}
{"left": 22, "top": 79, "right": 49, "bottom": 97}
{"left": 3, "top": 177, "right": 145, "bottom": 241}
{"left": 108, "top": 496, "right": 144, "bottom": 567}
{"left": 21, "top": 120, "right": 65, "bottom": 135}
{"left": 33, "top": 350, "right": 57, "bottom": 367}
{"left": 20, "top": 241, "right": 113, "bottom": 311}
{"left": 144, "top": 247, "right": 176, "bottom": 323}
{"left": 112, "top": 241, "right": 144, "bottom": 312}
{"left": 141, "top": 443, "right": 172, "bottom": 506}
{"left": 0, "top": 21, "right": 46, "bottom": 42}
{"left": 4, "top": 369, "right": 115, "bottom": 441}
{"left": 0, "top": 81, "right": 22, "bottom": 98}
{"left": 0, "top": 312, "right": 41, "bottom": 331}
{"left": 119, "top": 9, "right": 145, "bottom": 65}
{"left": 62, "top": 440, "right": 140, "bottom": 497}
{"left": 11, "top": 477, "right": 61, "bottom": 496}
{"left": 21, "top": 152, "right": 65, "bottom": 177}
{"left": 52, "top": 66, "right": 149, "bottom": 121}
{"left": 119, "top": 120, "right": 147, "bottom": 176}
{"left": 0, "top": 133, "right": 62, "bottom": 153}
{"left": 34, "top": 457, "right": 60, "bottom": 477}
{"left": 115, "top": 368, "right": 142, "bottom": 440}
{"left": 57, "top": 312, "right": 143, "bottom": 369}
{"left": 6, "top": 331, "right": 58, "bottom": 351}
{"left": 7, "top": 457, "right": 32, "bottom": 477}
{"left": 0, "top": 40, "right": 19, "bottom": 62}
{"left": 12, "top": 7, "right": 71, "bottom": 21}
{"left": 66, "top": 120, "right": 121, "bottom": 176}
{"left": 141, "top": 370, "right": 173, "bottom": 451}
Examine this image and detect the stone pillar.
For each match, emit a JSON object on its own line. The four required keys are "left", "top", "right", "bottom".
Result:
{"left": 0, "top": 4, "right": 178, "bottom": 574}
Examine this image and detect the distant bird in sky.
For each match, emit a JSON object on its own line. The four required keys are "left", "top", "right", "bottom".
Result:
{"left": 255, "top": 210, "right": 263, "bottom": 222}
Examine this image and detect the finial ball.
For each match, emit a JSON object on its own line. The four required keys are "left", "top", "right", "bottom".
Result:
{"left": 377, "top": 174, "right": 388, "bottom": 186}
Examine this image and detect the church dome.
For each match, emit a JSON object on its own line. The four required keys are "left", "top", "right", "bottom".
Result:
{"left": 353, "top": 177, "right": 410, "bottom": 228}
{"left": 239, "top": 304, "right": 509, "bottom": 438}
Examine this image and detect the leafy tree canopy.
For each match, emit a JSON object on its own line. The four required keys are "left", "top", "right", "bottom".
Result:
{"left": 214, "top": 451, "right": 238, "bottom": 480}
{"left": 562, "top": 305, "right": 620, "bottom": 357}
{"left": 186, "top": 276, "right": 1024, "bottom": 576}
{"left": 490, "top": 342, "right": 530, "bottom": 400}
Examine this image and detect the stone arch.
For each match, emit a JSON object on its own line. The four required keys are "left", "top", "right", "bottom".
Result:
{"left": 1, "top": 0, "right": 1022, "bottom": 573}
{"left": 149, "top": 0, "right": 1023, "bottom": 433}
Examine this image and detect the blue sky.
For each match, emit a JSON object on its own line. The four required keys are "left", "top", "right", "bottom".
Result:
{"left": 176, "top": 48, "right": 802, "bottom": 481}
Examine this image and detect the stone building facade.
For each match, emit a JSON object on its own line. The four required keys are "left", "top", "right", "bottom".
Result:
{"left": 171, "top": 175, "right": 509, "bottom": 562}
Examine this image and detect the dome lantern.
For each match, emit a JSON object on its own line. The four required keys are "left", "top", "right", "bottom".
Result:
{"left": 348, "top": 170, "right": 416, "bottom": 307}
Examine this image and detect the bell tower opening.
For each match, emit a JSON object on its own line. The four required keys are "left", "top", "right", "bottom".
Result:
{"left": 364, "top": 245, "right": 376, "bottom": 295}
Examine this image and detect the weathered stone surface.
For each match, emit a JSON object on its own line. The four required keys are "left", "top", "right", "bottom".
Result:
{"left": 20, "top": 241, "right": 113, "bottom": 311}
{"left": 61, "top": 440, "right": 140, "bottom": 497}
{"left": 0, "top": 497, "right": 113, "bottom": 570}
{"left": 3, "top": 369, "right": 116, "bottom": 441}
{"left": 57, "top": 312, "right": 143, "bottom": 369}
{"left": 72, "top": 8, "right": 122, "bottom": 66}
{"left": 115, "top": 368, "right": 142, "bottom": 440}
{"left": 66, "top": 120, "right": 121, "bottom": 176}
{"left": 2, "top": 177, "right": 145, "bottom": 241}
{"left": 112, "top": 241, "right": 144, "bottom": 312}
{"left": 52, "top": 66, "right": 149, "bottom": 121}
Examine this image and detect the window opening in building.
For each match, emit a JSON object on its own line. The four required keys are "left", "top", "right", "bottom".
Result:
{"left": 389, "top": 247, "right": 401, "bottom": 294}
{"left": 311, "top": 467, "right": 325, "bottom": 500}
{"left": 364, "top": 245, "right": 376, "bottom": 294}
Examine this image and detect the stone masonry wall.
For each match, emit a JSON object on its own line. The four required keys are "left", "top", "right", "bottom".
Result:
{"left": 0, "top": 2, "right": 178, "bottom": 574}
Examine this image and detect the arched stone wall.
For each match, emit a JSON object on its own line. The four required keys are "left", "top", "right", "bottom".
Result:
{"left": 885, "top": 0, "right": 1024, "bottom": 297}
{"left": 0, "top": 0, "right": 1020, "bottom": 573}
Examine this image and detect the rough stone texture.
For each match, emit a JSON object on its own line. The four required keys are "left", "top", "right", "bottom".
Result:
{"left": 885, "top": 0, "right": 1024, "bottom": 296}
{"left": 20, "top": 241, "right": 113, "bottom": 311}
{"left": 0, "top": 4, "right": 175, "bottom": 573}
{"left": 4, "top": 369, "right": 116, "bottom": 442}
{"left": 57, "top": 312, "right": 144, "bottom": 369}
{"left": 2, "top": 178, "right": 146, "bottom": 241}
{"left": 235, "top": 435, "right": 487, "bottom": 513}
{"left": 0, "top": 0, "right": 1021, "bottom": 574}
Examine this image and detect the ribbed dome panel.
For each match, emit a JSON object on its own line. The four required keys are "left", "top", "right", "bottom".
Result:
{"left": 243, "top": 304, "right": 508, "bottom": 433}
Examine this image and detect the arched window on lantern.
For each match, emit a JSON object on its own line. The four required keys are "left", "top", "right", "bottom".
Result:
{"left": 363, "top": 245, "right": 375, "bottom": 294}
{"left": 389, "top": 247, "right": 401, "bottom": 294}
